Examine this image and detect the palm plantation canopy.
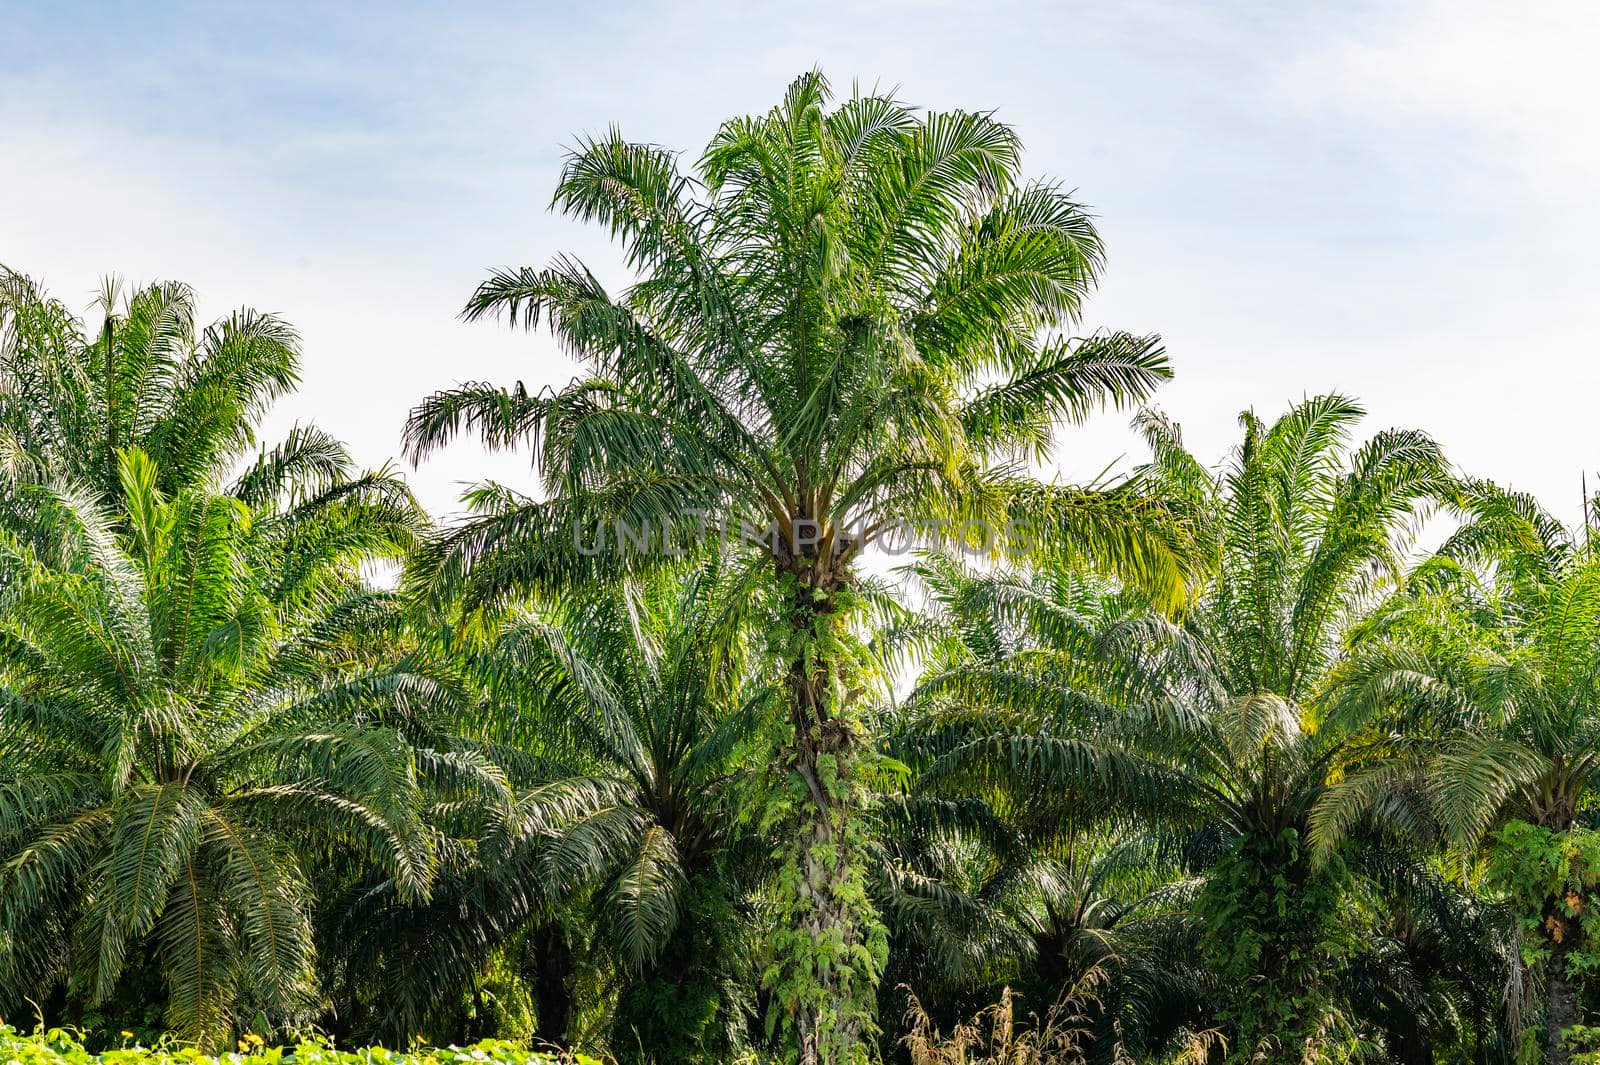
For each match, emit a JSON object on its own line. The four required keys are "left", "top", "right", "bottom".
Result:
{"left": 2, "top": 73, "right": 1599, "bottom": 1065}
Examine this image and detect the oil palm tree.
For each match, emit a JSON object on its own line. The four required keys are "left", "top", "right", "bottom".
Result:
{"left": 1337, "top": 845, "right": 1516, "bottom": 1064}
{"left": 1315, "top": 482, "right": 1600, "bottom": 1064}
{"left": 879, "top": 555, "right": 1214, "bottom": 1062}
{"left": 904, "top": 397, "right": 1451, "bottom": 1059}
{"left": 404, "top": 71, "right": 1195, "bottom": 1064}
{"left": 330, "top": 557, "right": 778, "bottom": 1060}
{"left": 0, "top": 449, "right": 446, "bottom": 1046}
{"left": 872, "top": 785, "right": 1209, "bottom": 1065}
{"left": 488, "top": 558, "right": 779, "bottom": 1061}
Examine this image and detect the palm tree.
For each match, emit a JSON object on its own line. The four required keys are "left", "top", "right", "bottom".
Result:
{"left": 404, "top": 71, "right": 1194, "bottom": 1064}
{"left": 879, "top": 555, "right": 1213, "bottom": 1063}
{"left": 0, "top": 449, "right": 445, "bottom": 1046}
{"left": 1315, "top": 482, "right": 1600, "bottom": 1064}
{"left": 489, "top": 558, "right": 778, "bottom": 1061}
{"left": 904, "top": 397, "right": 1451, "bottom": 1060}
{"left": 330, "top": 557, "right": 778, "bottom": 1060}
{"left": 1337, "top": 846, "right": 1516, "bottom": 1064}
{"left": 872, "top": 789, "right": 1210, "bottom": 1065}
{"left": 0, "top": 268, "right": 302, "bottom": 526}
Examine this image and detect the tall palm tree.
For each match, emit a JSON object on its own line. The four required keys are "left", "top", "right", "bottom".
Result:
{"left": 905, "top": 397, "right": 1451, "bottom": 1060}
{"left": 0, "top": 449, "right": 446, "bottom": 1046}
{"left": 0, "top": 268, "right": 302, "bottom": 525}
{"left": 404, "top": 71, "right": 1194, "bottom": 1064}
{"left": 1316, "top": 483, "right": 1600, "bottom": 1064}
{"left": 330, "top": 557, "right": 778, "bottom": 1060}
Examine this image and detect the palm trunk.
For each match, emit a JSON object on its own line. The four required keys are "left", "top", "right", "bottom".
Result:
{"left": 529, "top": 922, "right": 575, "bottom": 1046}
{"left": 776, "top": 583, "right": 882, "bottom": 1065}
{"left": 790, "top": 662, "right": 860, "bottom": 1065}
{"left": 104, "top": 316, "right": 117, "bottom": 497}
{"left": 1548, "top": 936, "right": 1579, "bottom": 1065}
{"left": 1542, "top": 808, "right": 1583, "bottom": 1065}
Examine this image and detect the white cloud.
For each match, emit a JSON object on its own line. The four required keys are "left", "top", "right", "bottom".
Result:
{"left": 3, "top": 1, "right": 1596, "bottom": 525}
{"left": 1288, "top": 1, "right": 1599, "bottom": 208}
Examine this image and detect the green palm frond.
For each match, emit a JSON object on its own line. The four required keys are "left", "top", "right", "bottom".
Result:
{"left": 607, "top": 824, "right": 687, "bottom": 972}
{"left": 960, "top": 332, "right": 1170, "bottom": 459}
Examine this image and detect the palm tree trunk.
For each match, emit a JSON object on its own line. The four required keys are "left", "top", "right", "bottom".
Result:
{"left": 529, "top": 922, "right": 575, "bottom": 1046}
{"left": 103, "top": 315, "right": 117, "bottom": 496}
{"left": 1548, "top": 936, "right": 1579, "bottom": 1065}
{"left": 778, "top": 586, "right": 880, "bottom": 1065}
{"left": 1389, "top": 1018, "right": 1431, "bottom": 1065}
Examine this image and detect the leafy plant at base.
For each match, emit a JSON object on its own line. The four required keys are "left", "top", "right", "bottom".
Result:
{"left": 0, "top": 1024, "right": 597, "bottom": 1065}
{"left": 1488, "top": 823, "right": 1600, "bottom": 1062}
{"left": 1195, "top": 830, "right": 1367, "bottom": 1063}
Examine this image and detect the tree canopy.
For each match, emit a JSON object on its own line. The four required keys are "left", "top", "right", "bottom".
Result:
{"left": 5, "top": 73, "right": 1600, "bottom": 1065}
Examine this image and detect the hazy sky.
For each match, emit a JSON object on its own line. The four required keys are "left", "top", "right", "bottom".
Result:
{"left": 2, "top": 1, "right": 1594, "bottom": 522}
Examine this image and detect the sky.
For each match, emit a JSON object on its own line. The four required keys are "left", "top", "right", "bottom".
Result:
{"left": 1, "top": 1, "right": 1595, "bottom": 524}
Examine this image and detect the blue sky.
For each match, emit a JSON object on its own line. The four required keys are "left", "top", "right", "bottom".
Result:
{"left": 2, "top": 1, "right": 1594, "bottom": 520}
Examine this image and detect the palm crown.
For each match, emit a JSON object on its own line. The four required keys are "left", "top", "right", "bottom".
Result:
{"left": 483, "top": 559, "right": 775, "bottom": 1058}
{"left": 1322, "top": 483, "right": 1600, "bottom": 845}
{"left": 878, "top": 558, "right": 1210, "bottom": 1058}
{"left": 325, "top": 558, "right": 777, "bottom": 1059}
{"left": 0, "top": 269, "right": 300, "bottom": 518}
{"left": 483, "top": 559, "right": 774, "bottom": 969}
{"left": 404, "top": 71, "right": 1190, "bottom": 611}
{"left": 1310, "top": 483, "right": 1600, "bottom": 1064}
{"left": 911, "top": 396, "right": 1450, "bottom": 836}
